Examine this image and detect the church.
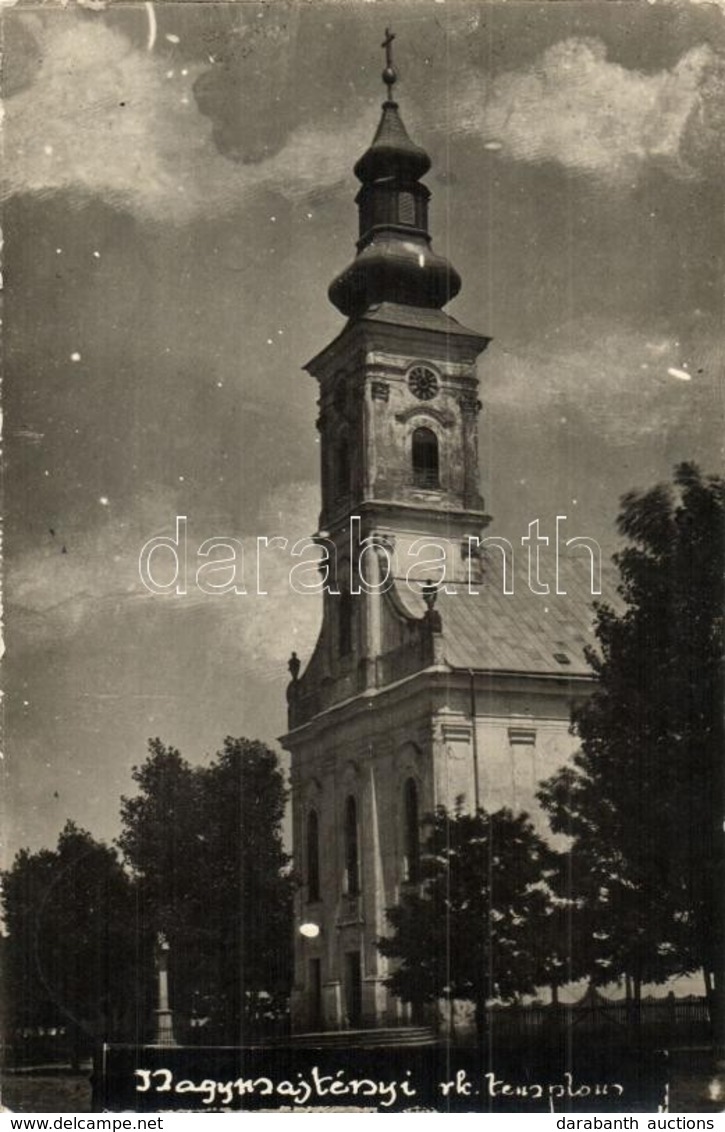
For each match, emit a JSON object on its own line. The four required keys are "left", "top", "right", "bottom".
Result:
{"left": 281, "top": 35, "right": 601, "bottom": 1035}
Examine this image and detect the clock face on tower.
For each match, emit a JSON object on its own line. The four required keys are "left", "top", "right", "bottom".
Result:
{"left": 408, "top": 365, "right": 439, "bottom": 401}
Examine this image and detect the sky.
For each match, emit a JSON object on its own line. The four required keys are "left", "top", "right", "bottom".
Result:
{"left": 3, "top": 0, "right": 724, "bottom": 868}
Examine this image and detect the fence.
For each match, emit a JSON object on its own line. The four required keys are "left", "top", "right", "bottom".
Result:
{"left": 485, "top": 995, "right": 711, "bottom": 1050}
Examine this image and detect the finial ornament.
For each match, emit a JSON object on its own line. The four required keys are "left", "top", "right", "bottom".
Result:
{"left": 381, "top": 27, "right": 397, "bottom": 99}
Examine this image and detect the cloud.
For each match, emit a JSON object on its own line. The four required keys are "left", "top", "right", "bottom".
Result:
{"left": 2, "top": 14, "right": 369, "bottom": 222}
{"left": 485, "top": 317, "right": 720, "bottom": 447}
{"left": 453, "top": 37, "right": 720, "bottom": 182}
{"left": 211, "top": 482, "right": 323, "bottom": 681}
{"left": 8, "top": 17, "right": 722, "bottom": 219}
{"left": 7, "top": 486, "right": 180, "bottom": 637}
{"left": 9, "top": 479, "right": 322, "bottom": 680}
{"left": 684, "top": 0, "right": 725, "bottom": 16}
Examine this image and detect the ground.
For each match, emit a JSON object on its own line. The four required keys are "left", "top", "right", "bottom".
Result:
{"left": 2, "top": 1069, "right": 92, "bottom": 1113}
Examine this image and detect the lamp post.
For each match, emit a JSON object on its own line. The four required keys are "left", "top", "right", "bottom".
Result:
{"left": 298, "top": 922, "right": 322, "bottom": 1031}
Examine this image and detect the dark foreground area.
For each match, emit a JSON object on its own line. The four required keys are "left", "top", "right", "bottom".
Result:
{"left": 2, "top": 1048, "right": 723, "bottom": 1114}
{"left": 2, "top": 1068, "right": 93, "bottom": 1113}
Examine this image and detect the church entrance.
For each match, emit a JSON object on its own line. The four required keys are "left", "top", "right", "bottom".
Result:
{"left": 308, "top": 959, "right": 322, "bottom": 1030}
{"left": 344, "top": 951, "right": 362, "bottom": 1028}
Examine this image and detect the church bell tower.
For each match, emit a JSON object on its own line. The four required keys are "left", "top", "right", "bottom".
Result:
{"left": 311, "top": 31, "right": 490, "bottom": 586}
{"left": 282, "top": 31, "right": 493, "bottom": 1033}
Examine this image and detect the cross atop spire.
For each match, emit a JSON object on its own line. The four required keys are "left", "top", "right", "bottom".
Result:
{"left": 381, "top": 27, "right": 397, "bottom": 99}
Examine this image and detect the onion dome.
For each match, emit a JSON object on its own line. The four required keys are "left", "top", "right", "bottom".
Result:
{"left": 328, "top": 30, "right": 461, "bottom": 321}
{"left": 353, "top": 100, "right": 431, "bottom": 184}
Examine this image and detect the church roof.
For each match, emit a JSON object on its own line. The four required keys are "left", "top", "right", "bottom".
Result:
{"left": 398, "top": 555, "right": 618, "bottom": 678}
{"left": 438, "top": 586, "right": 594, "bottom": 676}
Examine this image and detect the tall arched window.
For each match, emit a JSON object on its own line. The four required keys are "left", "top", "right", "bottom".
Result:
{"left": 338, "top": 588, "right": 353, "bottom": 657}
{"left": 307, "top": 810, "right": 320, "bottom": 902}
{"left": 344, "top": 795, "right": 360, "bottom": 896}
{"left": 336, "top": 442, "right": 350, "bottom": 498}
{"left": 412, "top": 427, "right": 439, "bottom": 488}
{"left": 403, "top": 778, "right": 421, "bottom": 883}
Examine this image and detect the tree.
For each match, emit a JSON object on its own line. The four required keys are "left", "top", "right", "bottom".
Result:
{"left": 118, "top": 736, "right": 294, "bottom": 1041}
{"left": 377, "top": 804, "right": 567, "bottom": 1041}
{"left": 538, "top": 463, "right": 724, "bottom": 1038}
{"left": 2, "top": 822, "right": 137, "bottom": 1065}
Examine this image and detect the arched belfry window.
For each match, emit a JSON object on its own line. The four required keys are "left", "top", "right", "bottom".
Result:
{"left": 403, "top": 779, "right": 421, "bottom": 883}
{"left": 344, "top": 795, "right": 360, "bottom": 896}
{"left": 307, "top": 810, "right": 320, "bottom": 902}
{"left": 412, "top": 427, "right": 440, "bottom": 488}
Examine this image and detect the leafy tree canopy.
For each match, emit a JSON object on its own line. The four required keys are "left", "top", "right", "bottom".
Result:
{"left": 378, "top": 805, "right": 572, "bottom": 1035}
{"left": 1, "top": 822, "right": 137, "bottom": 1059}
{"left": 118, "top": 736, "right": 294, "bottom": 1040}
{"left": 538, "top": 462, "right": 724, "bottom": 997}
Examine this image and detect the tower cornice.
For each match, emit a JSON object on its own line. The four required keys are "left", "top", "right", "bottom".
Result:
{"left": 305, "top": 304, "right": 490, "bottom": 382}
